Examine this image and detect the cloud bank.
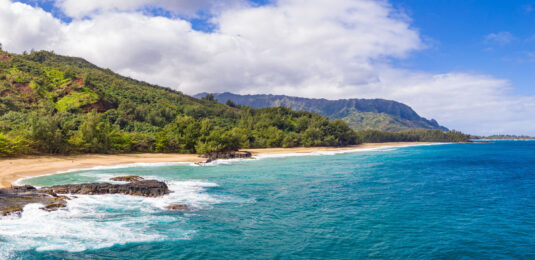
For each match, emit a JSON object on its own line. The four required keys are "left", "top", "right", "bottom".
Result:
{"left": 0, "top": 0, "right": 533, "bottom": 135}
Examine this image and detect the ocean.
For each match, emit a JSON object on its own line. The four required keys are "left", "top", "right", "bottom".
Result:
{"left": 1, "top": 141, "right": 534, "bottom": 259}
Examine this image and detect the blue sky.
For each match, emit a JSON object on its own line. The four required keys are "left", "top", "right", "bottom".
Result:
{"left": 3, "top": 0, "right": 535, "bottom": 134}
{"left": 392, "top": 0, "right": 535, "bottom": 95}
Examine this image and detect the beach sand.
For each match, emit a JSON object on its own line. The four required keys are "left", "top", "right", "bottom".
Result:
{"left": 0, "top": 142, "right": 433, "bottom": 188}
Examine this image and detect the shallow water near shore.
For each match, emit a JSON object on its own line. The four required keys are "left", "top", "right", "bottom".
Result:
{"left": 1, "top": 141, "right": 534, "bottom": 259}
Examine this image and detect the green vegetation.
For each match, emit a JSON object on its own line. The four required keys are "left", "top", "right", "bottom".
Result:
{"left": 55, "top": 88, "right": 99, "bottom": 112}
{"left": 343, "top": 112, "right": 430, "bottom": 132}
{"left": 0, "top": 50, "right": 470, "bottom": 157}
{"left": 0, "top": 50, "right": 365, "bottom": 157}
{"left": 195, "top": 92, "right": 449, "bottom": 131}
{"left": 357, "top": 129, "right": 470, "bottom": 143}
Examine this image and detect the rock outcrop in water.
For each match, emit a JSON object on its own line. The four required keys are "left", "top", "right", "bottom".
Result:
{"left": 165, "top": 204, "right": 188, "bottom": 211}
{"left": 0, "top": 185, "right": 69, "bottom": 216}
{"left": 40, "top": 180, "right": 169, "bottom": 197}
{"left": 0, "top": 177, "right": 169, "bottom": 216}
{"left": 200, "top": 151, "right": 252, "bottom": 163}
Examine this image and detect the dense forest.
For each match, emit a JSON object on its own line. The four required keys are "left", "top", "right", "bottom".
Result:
{"left": 356, "top": 129, "right": 470, "bottom": 143}
{"left": 0, "top": 49, "right": 470, "bottom": 157}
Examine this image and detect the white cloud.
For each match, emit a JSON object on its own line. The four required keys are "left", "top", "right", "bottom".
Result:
{"left": 55, "top": 0, "right": 240, "bottom": 18}
{"left": 485, "top": 31, "right": 514, "bottom": 45}
{"left": 0, "top": 0, "right": 534, "bottom": 135}
{"left": 0, "top": 0, "right": 63, "bottom": 52}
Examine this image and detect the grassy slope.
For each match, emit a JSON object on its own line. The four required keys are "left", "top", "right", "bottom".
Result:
{"left": 0, "top": 50, "right": 236, "bottom": 122}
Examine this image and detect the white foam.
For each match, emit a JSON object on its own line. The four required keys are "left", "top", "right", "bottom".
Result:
{"left": 197, "top": 157, "right": 253, "bottom": 167}
{"left": 0, "top": 202, "right": 169, "bottom": 253}
{"left": 252, "top": 143, "right": 447, "bottom": 160}
{"left": 0, "top": 179, "right": 240, "bottom": 254}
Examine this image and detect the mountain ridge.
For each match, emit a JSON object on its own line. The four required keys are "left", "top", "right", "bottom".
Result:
{"left": 195, "top": 92, "right": 448, "bottom": 131}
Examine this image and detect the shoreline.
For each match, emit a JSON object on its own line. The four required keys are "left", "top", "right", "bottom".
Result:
{"left": 473, "top": 139, "right": 535, "bottom": 141}
{"left": 1, "top": 142, "right": 435, "bottom": 188}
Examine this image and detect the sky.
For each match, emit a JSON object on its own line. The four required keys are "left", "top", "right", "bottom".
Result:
{"left": 0, "top": 0, "right": 534, "bottom": 135}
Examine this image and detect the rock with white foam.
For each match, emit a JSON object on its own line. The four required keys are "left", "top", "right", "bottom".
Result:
{"left": 40, "top": 180, "right": 170, "bottom": 197}
{"left": 1, "top": 178, "right": 170, "bottom": 216}
{"left": 165, "top": 204, "right": 188, "bottom": 211}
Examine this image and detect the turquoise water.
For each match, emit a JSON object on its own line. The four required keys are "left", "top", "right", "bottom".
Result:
{"left": 1, "top": 142, "right": 534, "bottom": 259}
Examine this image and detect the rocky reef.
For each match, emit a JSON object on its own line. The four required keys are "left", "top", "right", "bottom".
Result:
{"left": 39, "top": 180, "right": 169, "bottom": 197}
{"left": 0, "top": 185, "right": 69, "bottom": 215}
{"left": 0, "top": 176, "right": 170, "bottom": 216}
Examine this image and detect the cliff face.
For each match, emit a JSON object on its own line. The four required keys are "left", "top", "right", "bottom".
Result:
{"left": 195, "top": 92, "right": 448, "bottom": 131}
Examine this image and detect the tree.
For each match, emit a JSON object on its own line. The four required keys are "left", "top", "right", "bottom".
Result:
{"left": 226, "top": 99, "right": 238, "bottom": 108}
{"left": 68, "top": 110, "right": 127, "bottom": 153}
{"left": 155, "top": 115, "right": 201, "bottom": 153}
{"left": 202, "top": 93, "right": 217, "bottom": 102}
{"left": 27, "top": 112, "right": 73, "bottom": 154}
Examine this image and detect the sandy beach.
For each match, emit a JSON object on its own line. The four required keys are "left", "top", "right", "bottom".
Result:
{"left": 0, "top": 142, "right": 433, "bottom": 188}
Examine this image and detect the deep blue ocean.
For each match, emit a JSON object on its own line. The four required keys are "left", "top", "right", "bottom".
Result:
{"left": 1, "top": 141, "right": 534, "bottom": 259}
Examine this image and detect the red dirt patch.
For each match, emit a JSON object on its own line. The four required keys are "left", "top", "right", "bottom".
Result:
{"left": 13, "top": 83, "right": 35, "bottom": 95}
{"left": 83, "top": 100, "right": 115, "bottom": 113}
{"left": 0, "top": 52, "right": 12, "bottom": 62}
{"left": 73, "top": 77, "right": 84, "bottom": 87}
{"left": 0, "top": 89, "right": 13, "bottom": 97}
{"left": 13, "top": 83, "right": 37, "bottom": 102}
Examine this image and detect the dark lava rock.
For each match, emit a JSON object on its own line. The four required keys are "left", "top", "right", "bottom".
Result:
{"left": 165, "top": 204, "right": 188, "bottom": 211}
{"left": 0, "top": 186, "right": 65, "bottom": 216}
{"left": 39, "top": 180, "right": 169, "bottom": 197}
{"left": 40, "top": 200, "right": 68, "bottom": 211}
{"left": 200, "top": 151, "right": 252, "bottom": 163}
{"left": 1, "top": 179, "right": 169, "bottom": 216}
{"left": 0, "top": 185, "right": 37, "bottom": 194}
{"left": 110, "top": 175, "right": 145, "bottom": 182}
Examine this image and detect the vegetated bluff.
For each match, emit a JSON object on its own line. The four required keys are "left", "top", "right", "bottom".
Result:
{"left": 0, "top": 50, "right": 359, "bottom": 156}
{"left": 195, "top": 92, "right": 448, "bottom": 132}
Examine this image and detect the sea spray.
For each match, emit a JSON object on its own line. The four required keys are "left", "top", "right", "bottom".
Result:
{"left": 0, "top": 180, "right": 232, "bottom": 254}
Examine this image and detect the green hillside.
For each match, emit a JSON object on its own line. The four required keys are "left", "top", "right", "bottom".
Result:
{"left": 0, "top": 50, "right": 469, "bottom": 157}
{"left": 0, "top": 50, "right": 361, "bottom": 156}
{"left": 195, "top": 92, "right": 448, "bottom": 131}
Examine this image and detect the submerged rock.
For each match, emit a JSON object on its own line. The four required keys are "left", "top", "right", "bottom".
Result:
{"left": 165, "top": 204, "right": 188, "bottom": 211}
{"left": 0, "top": 178, "right": 170, "bottom": 216}
{"left": 109, "top": 175, "right": 145, "bottom": 182}
{"left": 200, "top": 151, "right": 252, "bottom": 163}
{"left": 2, "top": 205, "right": 23, "bottom": 216}
{"left": 40, "top": 201, "right": 68, "bottom": 211}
